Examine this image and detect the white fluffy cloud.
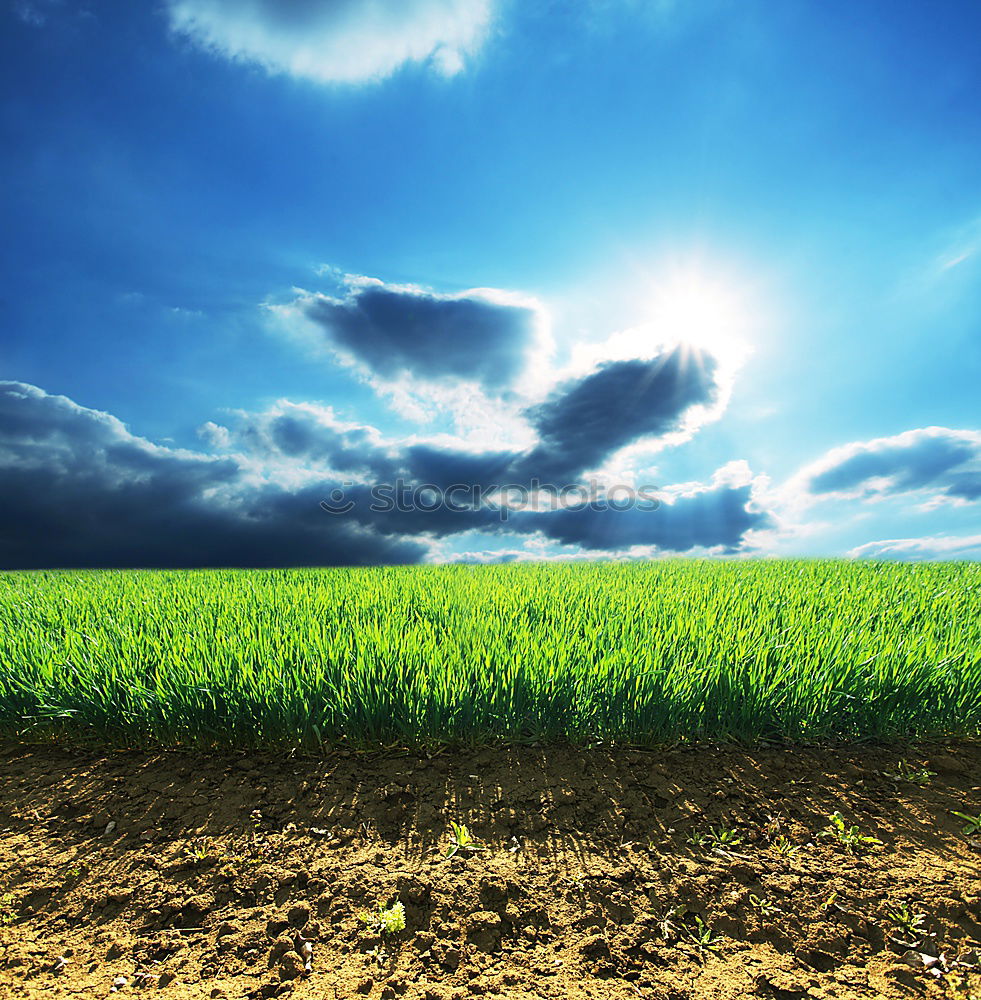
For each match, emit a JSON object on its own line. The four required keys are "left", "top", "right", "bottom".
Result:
{"left": 166, "top": 0, "right": 494, "bottom": 84}
{"left": 848, "top": 534, "right": 981, "bottom": 561}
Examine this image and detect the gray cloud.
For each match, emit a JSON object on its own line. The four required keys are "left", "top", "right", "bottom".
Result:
{"left": 302, "top": 279, "right": 541, "bottom": 392}
{"left": 404, "top": 443, "right": 518, "bottom": 491}
{"left": 220, "top": 343, "right": 722, "bottom": 497}
{"left": 799, "top": 427, "right": 981, "bottom": 505}
{"left": 0, "top": 381, "right": 773, "bottom": 566}
{"left": 520, "top": 347, "right": 719, "bottom": 481}
{"left": 510, "top": 479, "right": 771, "bottom": 553}
{"left": 227, "top": 402, "right": 401, "bottom": 480}
{"left": 0, "top": 383, "right": 423, "bottom": 568}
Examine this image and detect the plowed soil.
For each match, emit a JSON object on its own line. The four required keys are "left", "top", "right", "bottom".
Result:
{"left": 1, "top": 740, "right": 979, "bottom": 999}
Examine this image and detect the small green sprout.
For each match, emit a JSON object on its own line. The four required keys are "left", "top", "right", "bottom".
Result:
{"left": 952, "top": 810, "right": 981, "bottom": 836}
{"left": 686, "top": 915, "right": 719, "bottom": 953}
{"left": 445, "top": 821, "right": 486, "bottom": 859}
{"left": 653, "top": 906, "right": 719, "bottom": 952}
{"left": 359, "top": 900, "right": 406, "bottom": 936}
{"left": 749, "top": 894, "right": 782, "bottom": 920}
{"left": 710, "top": 825, "right": 743, "bottom": 848}
{"left": 771, "top": 835, "right": 799, "bottom": 858}
{"left": 818, "top": 811, "right": 882, "bottom": 852}
{"left": 686, "top": 824, "right": 743, "bottom": 851}
{"left": 653, "top": 904, "right": 688, "bottom": 943}
{"left": 186, "top": 837, "right": 212, "bottom": 861}
{"left": 885, "top": 902, "right": 928, "bottom": 939}
{"left": 820, "top": 892, "right": 842, "bottom": 913}
{"left": 884, "top": 761, "right": 936, "bottom": 787}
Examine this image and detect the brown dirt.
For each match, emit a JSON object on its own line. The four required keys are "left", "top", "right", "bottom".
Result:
{"left": 0, "top": 740, "right": 979, "bottom": 1000}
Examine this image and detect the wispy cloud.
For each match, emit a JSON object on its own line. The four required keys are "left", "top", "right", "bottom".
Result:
{"left": 932, "top": 214, "right": 981, "bottom": 275}
{"left": 849, "top": 533, "right": 981, "bottom": 561}
{"left": 940, "top": 248, "right": 975, "bottom": 272}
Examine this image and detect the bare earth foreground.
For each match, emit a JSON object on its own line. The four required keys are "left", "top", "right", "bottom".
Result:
{"left": 1, "top": 742, "right": 979, "bottom": 1000}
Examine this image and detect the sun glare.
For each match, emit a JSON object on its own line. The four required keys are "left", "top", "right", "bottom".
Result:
{"left": 646, "top": 268, "right": 753, "bottom": 367}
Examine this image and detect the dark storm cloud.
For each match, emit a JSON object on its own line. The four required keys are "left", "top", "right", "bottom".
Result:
{"left": 404, "top": 444, "right": 518, "bottom": 491}
{"left": 223, "top": 344, "right": 723, "bottom": 496}
{"left": 511, "top": 480, "right": 771, "bottom": 553}
{"left": 303, "top": 282, "right": 540, "bottom": 391}
{"left": 233, "top": 407, "right": 401, "bottom": 480}
{"left": 325, "top": 476, "right": 770, "bottom": 554}
{"left": 0, "top": 382, "right": 423, "bottom": 568}
{"left": 0, "top": 380, "right": 769, "bottom": 567}
{"left": 802, "top": 427, "right": 981, "bottom": 503}
{"left": 326, "top": 482, "right": 508, "bottom": 538}
{"left": 218, "top": 404, "right": 521, "bottom": 494}
{"left": 519, "top": 346, "right": 719, "bottom": 481}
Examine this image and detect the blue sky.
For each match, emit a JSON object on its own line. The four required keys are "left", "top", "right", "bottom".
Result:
{"left": 1, "top": 0, "right": 980, "bottom": 566}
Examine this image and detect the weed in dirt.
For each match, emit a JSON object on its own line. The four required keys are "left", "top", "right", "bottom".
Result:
{"left": 365, "top": 944, "right": 389, "bottom": 966}
{"left": 821, "top": 892, "right": 844, "bottom": 913}
{"left": 687, "top": 916, "right": 720, "bottom": 954}
{"left": 654, "top": 904, "right": 689, "bottom": 943}
{"left": 245, "top": 809, "right": 270, "bottom": 856}
{"left": 885, "top": 902, "right": 929, "bottom": 941}
{"left": 652, "top": 905, "right": 721, "bottom": 954}
{"left": 185, "top": 837, "right": 212, "bottom": 862}
{"left": 885, "top": 761, "right": 937, "bottom": 786}
{"left": 761, "top": 813, "right": 785, "bottom": 840}
{"left": 771, "top": 835, "right": 799, "bottom": 857}
{"left": 749, "top": 894, "right": 782, "bottom": 921}
{"left": 952, "top": 810, "right": 981, "bottom": 835}
{"left": 686, "top": 824, "right": 743, "bottom": 851}
{"left": 0, "top": 893, "right": 16, "bottom": 925}
{"left": 818, "top": 810, "right": 882, "bottom": 852}
{"left": 445, "top": 820, "right": 486, "bottom": 859}
{"left": 359, "top": 900, "right": 406, "bottom": 936}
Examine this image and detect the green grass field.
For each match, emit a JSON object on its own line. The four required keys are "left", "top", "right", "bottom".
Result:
{"left": 1, "top": 560, "right": 979, "bottom": 748}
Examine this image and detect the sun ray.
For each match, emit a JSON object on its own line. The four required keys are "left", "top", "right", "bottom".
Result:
{"left": 646, "top": 267, "right": 752, "bottom": 368}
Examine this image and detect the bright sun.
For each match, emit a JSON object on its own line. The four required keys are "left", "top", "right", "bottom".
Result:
{"left": 647, "top": 269, "right": 751, "bottom": 366}
{"left": 563, "top": 261, "right": 760, "bottom": 380}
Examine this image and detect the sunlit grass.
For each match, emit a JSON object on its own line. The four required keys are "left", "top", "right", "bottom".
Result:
{"left": 0, "top": 560, "right": 978, "bottom": 747}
